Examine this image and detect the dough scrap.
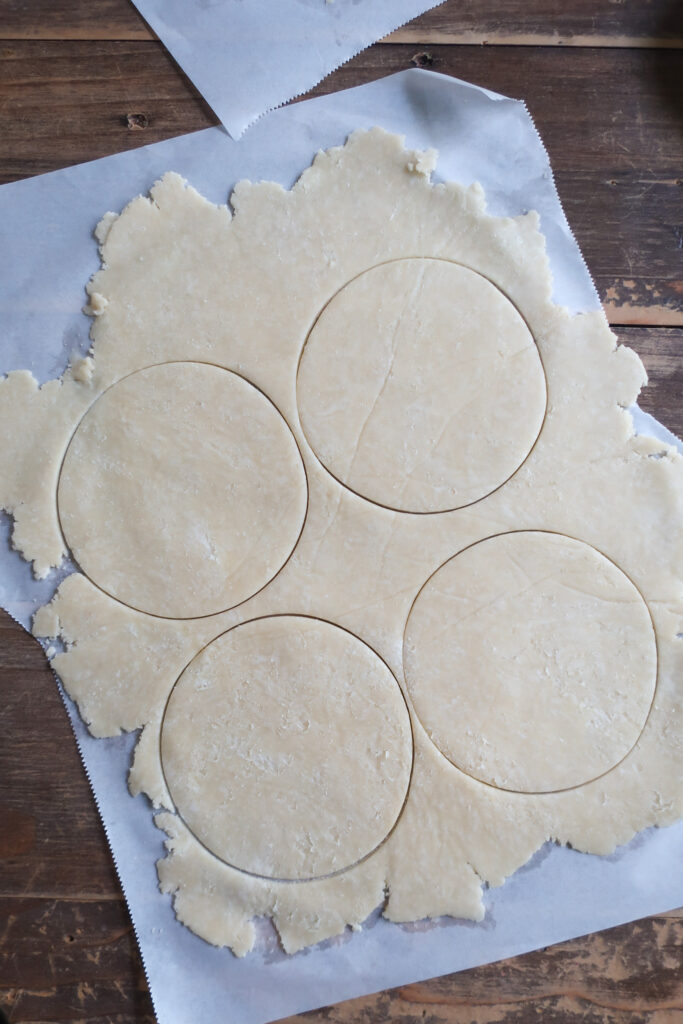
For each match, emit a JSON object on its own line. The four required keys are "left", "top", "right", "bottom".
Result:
{"left": 2, "top": 128, "right": 679, "bottom": 956}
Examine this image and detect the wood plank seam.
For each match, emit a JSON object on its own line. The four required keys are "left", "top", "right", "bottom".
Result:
{"left": 385, "top": 32, "right": 683, "bottom": 48}
{"left": 1, "top": 31, "right": 682, "bottom": 50}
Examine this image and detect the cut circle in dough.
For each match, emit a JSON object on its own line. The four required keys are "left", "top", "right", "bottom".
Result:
{"left": 297, "top": 258, "right": 547, "bottom": 513}
{"left": 403, "top": 531, "right": 657, "bottom": 793}
{"left": 160, "top": 615, "right": 413, "bottom": 880}
{"left": 58, "top": 362, "right": 307, "bottom": 619}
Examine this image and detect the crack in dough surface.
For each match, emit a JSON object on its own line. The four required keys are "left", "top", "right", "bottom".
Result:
{"left": 161, "top": 615, "right": 413, "bottom": 880}
{"left": 297, "top": 259, "right": 547, "bottom": 512}
{"left": 57, "top": 362, "right": 308, "bottom": 619}
{"left": 403, "top": 531, "right": 658, "bottom": 793}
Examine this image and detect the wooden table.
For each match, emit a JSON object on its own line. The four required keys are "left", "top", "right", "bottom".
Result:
{"left": 1, "top": 2, "right": 681, "bottom": 1021}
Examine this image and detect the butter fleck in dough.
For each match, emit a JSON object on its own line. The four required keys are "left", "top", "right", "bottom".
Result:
{"left": 1, "top": 128, "right": 679, "bottom": 956}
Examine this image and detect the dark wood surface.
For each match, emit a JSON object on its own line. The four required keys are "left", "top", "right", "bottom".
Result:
{"left": 0, "top": 2, "right": 681, "bottom": 1022}
{"left": 4, "top": 0, "right": 683, "bottom": 46}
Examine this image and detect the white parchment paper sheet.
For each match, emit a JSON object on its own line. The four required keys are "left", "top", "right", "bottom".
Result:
{"left": 1, "top": 69, "right": 681, "bottom": 1024}
{"left": 129, "top": 0, "right": 445, "bottom": 137}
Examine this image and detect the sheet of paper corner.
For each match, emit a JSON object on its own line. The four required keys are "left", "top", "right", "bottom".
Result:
{"left": 0, "top": 70, "right": 681, "bottom": 1024}
{"left": 128, "top": 0, "right": 447, "bottom": 139}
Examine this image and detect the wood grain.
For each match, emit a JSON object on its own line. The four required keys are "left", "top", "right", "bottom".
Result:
{"left": 387, "top": 0, "right": 683, "bottom": 48}
{"left": 0, "top": 42, "right": 681, "bottom": 325}
{"left": 283, "top": 915, "right": 683, "bottom": 1022}
{"left": 0, "top": 614, "right": 118, "bottom": 900}
{"left": 0, "top": 39, "right": 213, "bottom": 182}
{"left": 1, "top": 893, "right": 680, "bottom": 1023}
{"left": 621, "top": 327, "right": 683, "bottom": 436}
{"left": 3, "top": 0, "right": 682, "bottom": 48}
{"left": 1, "top": 898, "right": 155, "bottom": 1024}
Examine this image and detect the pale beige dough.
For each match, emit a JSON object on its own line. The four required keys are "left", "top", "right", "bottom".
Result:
{"left": 161, "top": 615, "right": 412, "bottom": 880}
{"left": 1, "top": 128, "right": 678, "bottom": 957}
{"left": 404, "top": 531, "right": 657, "bottom": 793}
{"left": 297, "top": 259, "right": 546, "bottom": 512}
{"left": 58, "top": 361, "right": 307, "bottom": 619}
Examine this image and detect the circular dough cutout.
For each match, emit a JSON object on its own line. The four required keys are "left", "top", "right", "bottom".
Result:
{"left": 297, "top": 259, "right": 547, "bottom": 513}
{"left": 161, "top": 615, "right": 413, "bottom": 880}
{"left": 404, "top": 532, "right": 657, "bottom": 793}
{"left": 58, "top": 362, "right": 307, "bottom": 619}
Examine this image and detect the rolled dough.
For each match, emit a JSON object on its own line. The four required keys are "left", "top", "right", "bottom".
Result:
{"left": 2, "top": 128, "right": 679, "bottom": 956}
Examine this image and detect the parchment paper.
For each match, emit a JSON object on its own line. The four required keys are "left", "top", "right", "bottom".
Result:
{"left": 129, "top": 0, "right": 445, "bottom": 137}
{"left": 1, "top": 69, "right": 681, "bottom": 1024}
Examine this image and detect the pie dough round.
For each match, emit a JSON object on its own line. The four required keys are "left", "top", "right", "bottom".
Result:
{"left": 160, "top": 615, "right": 413, "bottom": 880}
{"left": 404, "top": 531, "right": 657, "bottom": 793}
{"left": 297, "top": 259, "right": 547, "bottom": 513}
{"left": 58, "top": 362, "right": 307, "bottom": 619}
